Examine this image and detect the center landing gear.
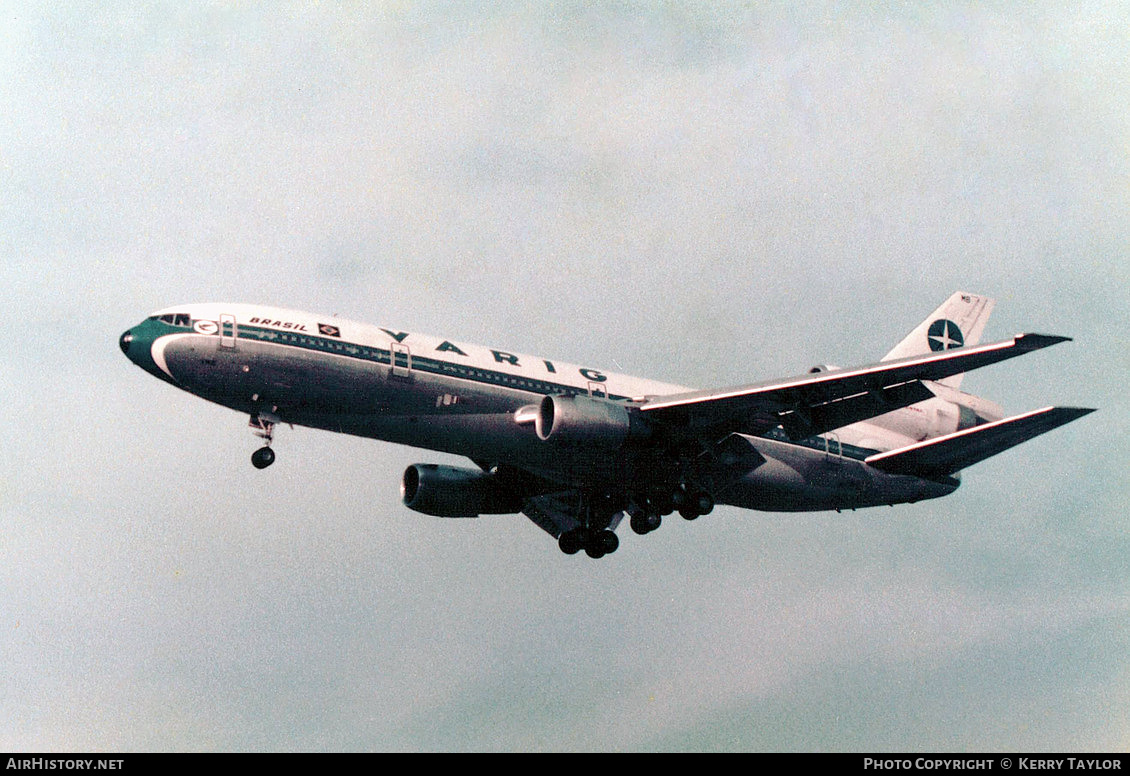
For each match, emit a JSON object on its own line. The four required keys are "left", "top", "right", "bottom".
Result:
{"left": 674, "top": 486, "right": 714, "bottom": 521}
{"left": 629, "top": 509, "right": 662, "bottom": 535}
{"left": 249, "top": 413, "right": 276, "bottom": 469}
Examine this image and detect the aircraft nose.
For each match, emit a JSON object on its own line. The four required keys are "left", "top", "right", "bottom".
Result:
{"left": 119, "top": 330, "right": 134, "bottom": 356}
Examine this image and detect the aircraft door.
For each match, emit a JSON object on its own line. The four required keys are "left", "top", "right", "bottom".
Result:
{"left": 220, "top": 314, "right": 237, "bottom": 349}
{"left": 390, "top": 342, "right": 412, "bottom": 378}
{"left": 824, "top": 432, "right": 843, "bottom": 465}
{"left": 808, "top": 431, "right": 850, "bottom": 499}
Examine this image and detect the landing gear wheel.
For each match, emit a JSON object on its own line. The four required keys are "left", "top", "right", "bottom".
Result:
{"left": 671, "top": 487, "right": 687, "bottom": 510}
{"left": 559, "top": 529, "right": 584, "bottom": 555}
{"left": 581, "top": 529, "right": 618, "bottom": 558}
{"left": 630, "top": 512, "right": 648, "bottom": 535}
{"left": 691, "top": 490, "right": 714, "bottom": 516}
{"left": 597, "top": 529, "right": 619, "bottom": 555}
{"left": 631, "top": 512, "right": 662, "bottom": 535}
{"left": 251, "top": 446, "right": 275, "bottom": 469}
{"left": 249, "top": 412, "right": 278, "bottom": 470}
{"left": 677, "top": 488, "right": 713, "bottom": 520}
{"left": 643, "top": 489, "right": 674, "bottom": 516}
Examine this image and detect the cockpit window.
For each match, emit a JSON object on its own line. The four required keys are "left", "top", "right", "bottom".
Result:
{"left": 153, "top": 313, "right": 192, "bottom": 327}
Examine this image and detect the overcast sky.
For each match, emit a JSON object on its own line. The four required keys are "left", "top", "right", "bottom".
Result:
{"left": 2, "top": 2, "right": 1127, "bottom": 751}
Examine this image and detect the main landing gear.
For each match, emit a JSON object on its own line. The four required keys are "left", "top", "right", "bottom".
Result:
{"left": 674, "top": 485, "right": 714, "bottom": 521}
{"left": 631, "top": 483, "right": 714, "bottom": 530}
{"left": 249, "top": 413, "right": 276, "bottom": 469}
{"left": 558, "top": 527, "right": 619, "bottom": 559}
{"left": 557, "top": 491, "right": 623, "bottom": 559}
{"left": 558, "top": 482, "right": 716, "bottom": 558}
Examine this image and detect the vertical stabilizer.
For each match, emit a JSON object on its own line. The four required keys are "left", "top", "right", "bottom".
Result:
{"left": 882, "top": 292, "right": 995, "bottom": 388}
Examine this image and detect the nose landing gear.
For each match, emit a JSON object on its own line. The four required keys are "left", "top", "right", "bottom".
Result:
{"left": 249, "top": 412, "right": 277, "bottom": 469}
{"left": 251, "top": 445, "right": 275, "bottom": 469}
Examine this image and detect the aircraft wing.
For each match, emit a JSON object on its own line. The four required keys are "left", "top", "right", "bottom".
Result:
{"left": 639, "top": 333, "right": 1070, "bottom": 440}
{"left": 864, "top": 406, "right": 1095, "bottom": 477}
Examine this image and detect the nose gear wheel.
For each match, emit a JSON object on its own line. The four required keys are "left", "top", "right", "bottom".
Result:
{"left": 249, "top": 413, "right": 277, "bottom": 469}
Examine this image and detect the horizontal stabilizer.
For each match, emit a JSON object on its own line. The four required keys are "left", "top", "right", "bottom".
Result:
{"left": 865, "top": 406, "right": 1095, "bottom": 477}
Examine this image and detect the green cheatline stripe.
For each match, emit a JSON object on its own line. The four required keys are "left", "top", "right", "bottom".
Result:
{"left": 163, "top": 317, "right": 635, "bottom": 402}
{"left": 155, "top": 317, "right": 884, "bottom": 461}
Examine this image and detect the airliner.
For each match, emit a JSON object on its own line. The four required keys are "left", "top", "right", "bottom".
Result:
{"left": 119, "top": 293, "right": 1092, "bottom": 558}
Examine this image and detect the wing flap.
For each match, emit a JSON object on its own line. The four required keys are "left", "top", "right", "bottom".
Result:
{"left": 641, "top": 333, "right": 1070, "bottom": 436}
{"left": 778, "top": 380, "right": 937, "bottom": 440}
{"left": 865, "top": 406, "right": 1095, "bottom": 477}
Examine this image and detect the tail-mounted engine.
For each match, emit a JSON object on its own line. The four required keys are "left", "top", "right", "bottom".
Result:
{"left": 534, "top": 394, "right": 651, "bottom": 449}
{"left": 401, "top": 464, "right": 523, "bottom": 518}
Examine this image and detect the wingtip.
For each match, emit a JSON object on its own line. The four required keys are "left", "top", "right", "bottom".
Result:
{"left": 1038, "top": 406, "right": 1097, "bottom": 426}
{"left": 1015, "top": 333, "right": 1073, "bottom": 349}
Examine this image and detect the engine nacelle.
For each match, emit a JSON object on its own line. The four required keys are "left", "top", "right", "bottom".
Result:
{"left": 401, "top": 464, "right": 523, "bottom": 518}
{"left": 534, "top": 394, "right": 649, "bottom": 448}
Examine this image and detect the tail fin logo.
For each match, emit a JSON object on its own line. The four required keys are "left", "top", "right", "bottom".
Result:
{"left": 927, "top": 319, "right": 964, "bottom": 351}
